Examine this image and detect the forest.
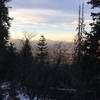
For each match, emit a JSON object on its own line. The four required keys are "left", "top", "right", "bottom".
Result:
{"left": 0, "top": 0, "right": 100, "bottom": 100}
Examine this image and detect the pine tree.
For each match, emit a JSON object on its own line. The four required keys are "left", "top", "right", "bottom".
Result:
{"left": 20, "top": 38, "right": 34, "bottom": 85}
{"left": 36, "top": 35, "right": 49, "bottom": 92}
{"left": 0, "top": 0, "right": 11, "bottom": 46}
{"left": 36, "top": 35, "right": 48, "bottom": 65}
{"left": 88, "top": 0, "right": 100, "bottom": 8}
{"left": 79, "top": 0, "right": 100, "bottom": 99}
{"left": 87, "top": 0, "right": 100, "bottom": 62}
{"left": 5, "top": 43, "right": 17, "bottom": 80}
{"left": 82, "top": 0, "right": 100, "bottom": 82}
{"left": 0, "top": 0, "right": 12, "bottom": 79}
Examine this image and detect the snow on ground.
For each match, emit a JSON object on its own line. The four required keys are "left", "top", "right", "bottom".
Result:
{"left": 0, "top": 82, "right": 30, "bottom": 100}
{"left": 16, "top": 94, "right": 30, "bottom": 100}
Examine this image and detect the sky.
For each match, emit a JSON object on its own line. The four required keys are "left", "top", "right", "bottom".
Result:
{"left": 8, "top": 0, "right": 92, "bottom": 42}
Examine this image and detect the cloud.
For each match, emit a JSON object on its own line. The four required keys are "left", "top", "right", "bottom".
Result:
{"left": 9, "top": 8, "right": 91, "bottom": 32}
{"left": 9, "top": 8, "right": 78, "bottom": 25}
{"left": 10, "top": 9, "right": 49, "bottom": 25}
{"left": 12, "top": 16, "right": 48, "bottom": 25}
{"left": 10, "top": 8, "right": 77, "bottom": 17}
{"left": 14, "top": 0, "right": 47, "bottom": 1}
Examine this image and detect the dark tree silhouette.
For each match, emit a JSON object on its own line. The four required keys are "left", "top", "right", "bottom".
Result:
{"left": 19, "top": 38, "right": 34, "bottom": 86}
{"left": 50, "top": 42, "right": 71, "bottom": 90}
{"left": 0, "top": 0, "right": 12, "bottom": 79}
{"left": 72, "top": 5, "right": 86, "bottom": 99}
{"left": 52, "top": 42, "right": 68, "bottom": 65}
{"left": 88, "top": 0, "right": 100, "bottom": 8}
{"left": 76, "top": 0, "right": 100, "bottom": 99}
{"left": 0, "top": 0, "right": 11, "bottom": 45}
{"left": 5, "top": 43, "right": 17, "bottom": 80}
{"left": 35, "top": 35, "right": 49, "bottom": 96}
{"left": 36, "top": 35, "right": 48, "bottom": 65}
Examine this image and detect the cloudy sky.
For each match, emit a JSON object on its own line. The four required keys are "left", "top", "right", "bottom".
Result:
{"left": 8, "top": 0, "right": 92, "bottom": 42}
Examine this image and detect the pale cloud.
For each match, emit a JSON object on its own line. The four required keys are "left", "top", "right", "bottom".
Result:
{"left": 14, "top": 0, "right": 48, "bottom": 2}
{"left": 9, "top": 8, "right": 78, "bottom": 25}
{"left": 10, "top": 8, "right": 77, "bottom": 18}
{"left": 12, "top": 16, "right": 48, "bottom": 25}
{"left": 10, "top": 9, "right": 48, "bottom": 25}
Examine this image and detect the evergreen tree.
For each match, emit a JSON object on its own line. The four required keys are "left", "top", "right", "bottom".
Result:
{"left": 79, "top": 0, "right": 100, "bottom": 99}
{"left": 5, "top": 43, "right": 17, "bottom": 80}
{"left": 82, "top": 0, "right": 100, "bottom": 84}
{"left": 19, "top": 38, "right": 34, "bottom": 85}
{"left": 36, "top": 35, "right": 49, "bottom": 93}
{"left": 86, "top": 1, "right": 100, "bottom": 62}
{"left": 0, "top": 0, "right": 12, "bottom": 79}
{"left": 0, "top": 0, "right": 11, "bottom": 46}
{"left": 36, "top": 35, "right": 48, "bottom": 65}
{"left": 88, "top": 0, "right": 100, "bottom": 8}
